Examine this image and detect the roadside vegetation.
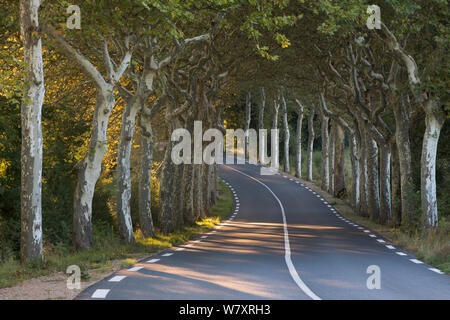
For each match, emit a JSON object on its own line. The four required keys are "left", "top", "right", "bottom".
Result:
{"left": 0, "top": 180, "right": 233, "bottom": 289}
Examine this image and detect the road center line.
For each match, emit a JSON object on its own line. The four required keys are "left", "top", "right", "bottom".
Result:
{"left": 224, "top": 165, "right": 321, "bottom": 301}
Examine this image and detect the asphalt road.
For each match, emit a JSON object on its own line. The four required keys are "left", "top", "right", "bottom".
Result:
{"left": 76, "top": 162, "right": 450, "bottom": 300}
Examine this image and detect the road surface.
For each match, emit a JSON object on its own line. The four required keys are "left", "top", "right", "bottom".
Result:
{"left": 76, "top": 162, "right": 450, "bottom": 300}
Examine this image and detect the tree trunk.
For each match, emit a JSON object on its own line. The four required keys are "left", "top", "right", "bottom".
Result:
{"left": 281, "top": 92, "right": 290, "bottom": 173}
{"left": 379, "top": 144, "right": 392, "bottom": 224}
{"left": 295, "top": 99, "right": 304, "bottom": 178}
{"left": 258, "top": 88, "right": 266, "bottom": 163}
{"left": 306, "top": 109, "right": 315, "bottom": 182}
{"left": 328, "top": 122, "right": 335, "bottom": 195}
{"left": 137, "top": 112, "right": 155, "bottom": 238}
{"left": 116, "top": 98, "right": 140, "bottom": 244}
{"left": 356, "top": 119, "right": 368, "bottom": 217}
{"left": 245, "top": 92, "right": 251, "bottom": 160}
{"left": 182, "top": 163, "right": 195, "bottom": 224}
{"left": 320, "top": 111, "right": 330, "bottom": 191}
{"left": 334, "top": 123, "right": 346, "bottom": 198}
{"left": 73, "top": 89, "right": 114, "bottom": 250}
{"left": 392, "top": 97, "right": 414, "bottom": 226}
{"left": 390, "top": 140, "right": 402, "bottom": 226}
{"left": 193, "top": 164, "right": 204, "bottom": 220}
{"left": 158, "top": 139, "right": 175, "bottom": 234}
{"left": 421, "top": 101, "right": 445, "bottom": 228}
{"left": 19, "top": 0, "right": 44, "bottom": 262}
{"left": 349, "top": 135, "right": 360, "bottom": 211}
{"left": 366, "top": 128, "right": 380, "bottom": 222}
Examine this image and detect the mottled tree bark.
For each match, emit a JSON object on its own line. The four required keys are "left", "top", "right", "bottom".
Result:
{"left": 421, "top": 101, "right": 445, "bottom": 228}
{"left": 245, "top": 92, "right": 252, "bottom": 160}
{"left": 281, "top": 92, "right": 290, "bottom": 173}
{"left": 294, "top": 99, "right": 304, "bottom": 178}
{"left": 365, "top": 128, "right": 380, "bottom": 222}
{"left": 137, "top": 111, "right": 155, "bottom": 238}
{"left": 390, "top": 140, "right": 402, "bottom": 227}
{"left": 319, "top": 95, "right": 330, "bottom": 191}
{"left": 19, "top": 0, "right": 44, "bottom": 262}
{"left": 334, "top": 123, "right": 346, "bottom": 198}
{"left": 306, "top": 109, "right": 315, "bottom": 182}
{"left": 328, "top": 122, "right": 335, "bottom": 195}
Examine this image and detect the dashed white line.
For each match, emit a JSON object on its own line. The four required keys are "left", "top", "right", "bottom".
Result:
{"left": 147, "top": 258, "right": 160, "bottom": 263}
{"left": 386, "top": 245, "right": 396, "bottom": 250}
{"left": 376, "top": 239, "right": 386, "bottom": 243}
{"left": 410, "top": 259, "right": 423, "bottom": 264}
{"left": 109, "top": 276, "right": 126, "bottom": 282}
{"left": 396, "top": 252, "right": 407, "bottom": 256}
{"left": 162, "top": 253, "right": 174, "bottom": 257}
{"left": 92, "top": 289, "right": 110, "bottom": 298}
{"left": 175, "top": 248, "right": 185, "bottom": 251}
{"left": 128, "top": 266, "right": 143, "bottom": 272}
{"left": 429, "top": 268, "right": 444, "bottom": 274}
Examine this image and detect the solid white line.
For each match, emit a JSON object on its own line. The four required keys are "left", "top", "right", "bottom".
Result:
{"left": 109, "top": 276, "right": 126, "bottom": 282}
{"left": 410, "top": 259, "right": 423, "bottom": 264}
{"left": 92, "top": 289, "right": 110, "bottom": 298}
{"left": 147, "top": 258, "right": 160, "bottom": 263}
{"left": 128, "top": 266, "right": 143, "bottom": 272}
{"left": 225, "top": 165, "right": 321, "bottom": 300}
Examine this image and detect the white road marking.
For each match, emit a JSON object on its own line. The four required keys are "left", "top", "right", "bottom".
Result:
{"left": 147, "top": 258, "right": 160, "bottom": 263}
{"left": 185, "top": 244, "right": 194, "bottom": 247}
{"left": 128, "top": 266, "right": 143, "bottom": 272}
{"left": 364, "top": 230, "right": 370, "bottom": 233}
{"left": 369, "top": 234, "right": 376, "bottom": 238}
{"left": 225, "top": 165, "right": 321, "bottom": 300}
{"left": 376, "top": 239, "right": 386, "bottom": 243}
{"left": 175, "top": 248, "right": 185, "bottom": 251}
{"left": 201, "top": 236, "right": 208, "bottom": 239}
{"left": 162, "top": 253, "right": 174, "bottom": 257}
{"left": 396, "top": 252, "right": 407, "bottom": 256}
{"left": 429, "top": 268, "right": 444, "bottom": 274}
{"left": 92, "top": 289, "right": 110, "bottom": 298}
{"left": 386, "top": 245, "right": 395, "bottom": 250}
{"left": 109, "top": 276, "right": 126, "bottom": 282}
{"left": 410, "top": 259, "right": 423, "bottom": 264}
{"left": 194, "top": 240, "right": 202, "bottom": 242}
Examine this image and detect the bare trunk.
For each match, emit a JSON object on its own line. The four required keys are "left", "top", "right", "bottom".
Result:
{"left": 328, "top": 122, "right": 335, "bottom": 195}
{"left": 281, "top": 92, "right": 290, "bottom": 172}
{"left": 295, "top": 100, "right": 304, "bottom": 178}
{"left": 356, "top": 119, "right": 368, "bottom": 216}
{"left": 245, "top": 92, "right": 251, "bottom": 160}
{"left": 366, "top": 129, "right": 380, "bottom": 222}
{"left": 173, "top": 164, "right": 185, "bottom": 230}
{"left": 320, "top": 112, "right": 330, "bottom": 191}
{"left": 334, "top": 123, "right": 346, "bottom": 198}
{"left": 379, "top": 145, "right": 392, "bottom": 224}
{"left": 390, "top": 140, "right": 402, "bottom": 226}
{"left": 349, "top": 135, "right": 360, "bottom": 210}
{"left": 158, "top": 139, "right": 175, "bottom": 234}
{"left": 19, "top": 0, "right": 44, "bottom": 262}
{"left": 306, "top": 110, "right": 315, "bottom": 181}
{"left": 137, "top": 112, "right": 155, "bottom": 238}
{"left": 392, "top": 98, "right": 414, "bottom": 226}
{"left": 193, "top": 164, "right": 205, "bottom": 220}
{"left": 182, "top": 163, "right": 195, "bottom": 224}
{"left": 116, "top": 98, "right": 140, "bottom": 244}
{"left": 258, "top": 88, "right": 266, "bottom": 163}
{"left": 73, "top": 90, "right": 114, "bottom": 250}
{"left": 421, "top": 101, "right": 444, "bottom": 228}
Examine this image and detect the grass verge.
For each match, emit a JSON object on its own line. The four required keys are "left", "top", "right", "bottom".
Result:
{"left": 0, "top": 179, "right": 233, "bottom": 289}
